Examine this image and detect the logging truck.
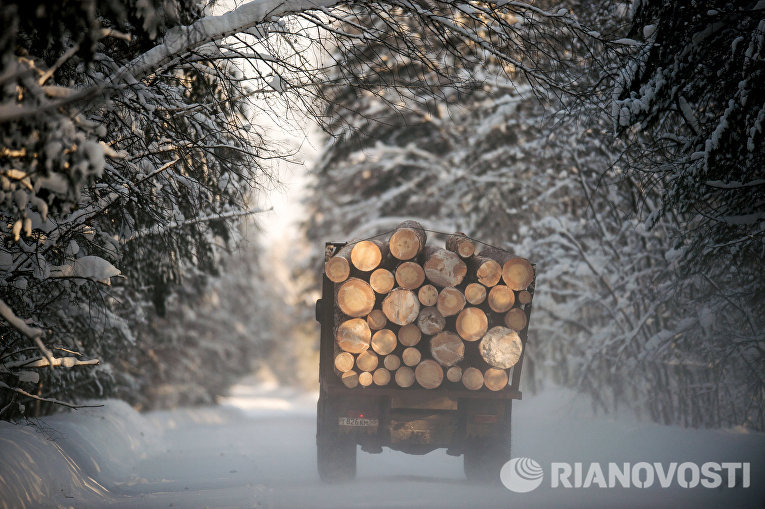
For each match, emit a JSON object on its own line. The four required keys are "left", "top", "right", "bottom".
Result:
{"left": 315, "top": 221, "right": 535, "bottom": 482}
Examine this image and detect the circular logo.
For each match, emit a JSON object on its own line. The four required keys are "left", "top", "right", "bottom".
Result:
{"left": 500, "top": 457, "right": 544, "bottom": 493}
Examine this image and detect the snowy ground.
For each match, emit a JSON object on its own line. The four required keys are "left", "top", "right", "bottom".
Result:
{"left": 1, "top": 380, "right": 763, "bottom": 509}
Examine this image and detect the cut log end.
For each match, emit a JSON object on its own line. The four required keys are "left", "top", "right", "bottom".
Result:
{"left": 402, "top": 347, "right": 422, "bottom": 367}
{"left": 337, "top": 278, "right": 376, "bottom": 317}
{"left": 424, "top": 248, "right": 467, "bottom": 287}
{"left": 504, "top": 308, "right": 528, "bottom": 331}
{"left": 373, "top": 368, "right": 391, "bottom": 386}
{"left": 461, "top": 367, "right": 484, "bottom": 391}
{"left": 356, "top": 350, "right": 379, "bottom": 372}
{"left": 382, "top": 288, "right": 420, "bottom": 325}
{"left": 464, "top": 283, "right": 487, "bottom": 305}
{"left": 351, "top": 240, "right": 384, "bottom": 272}
{"left": 384, "top": 354, "right": 401, "bottom": 371}
{"left": 371, "top": 329, "right": 397, "bottom": 355}
{"left": 416, "top": 306, "right": 445, "bottom": 336}
{"left": 502, "top": 257, "right": 534, "bottom": 291}
{"left": 325, "top": 256, "right": 350, "bottom": 283}
{"left": 446, "top": 366, "right": 462, "bottom": 383}
{"left": 474, "top": 258, "right": 502, "bottom": 287}
{"left": 484, "top": 368, "right": 509, "bottom": 391}
{"left": 437, "top": 287, "right": 466, "bottom": 317}
{"left": 395, "top": 366, "right": 415, "bottom": 387}
{"left": 488, "top": 285, "right": 515, "bottom": 313}
{"left": 430, "top": 332, "right": 465, "bottom": 367}
{"left": 358, "top": 371, "right": 373, "bottom": 387}
{"left": 415, "top": 359, "right": 444, "bottom": 389}
{"left": 446, "top": 233, "right": 475, "bottom": 259}
{"left": 341, "top": 370, "right": 359, "bottom": 388}
{"left": 396, "top": 261, "right": 426, "bottom": 290}
{"left": 456, "top": 307, "right": 488, "bottom": 342}
{"left": 369, "top": 268, "right": 395, "bottom": 294}
{"left": 389, "top": 228, "right": 422, "bottom": 261}
{"left": 336, "top": 318, "right": 371, "bottom": 354}
{"left": 417, "top": 284, "right": 439, "bottom": 306}
{"left": 398, "top": 324, "right": 422, "bottom": 347}
{"left": 366, "top": 309, "right": 388, "bottom": 331}
{"left": 479, "top": 326, "right": 523, "bottom": 369}
{"left": 334, "top": 352, "right": 355, "bottom": 373}
{"left": 517, "top": 290, "right": 533, "bottom": 305}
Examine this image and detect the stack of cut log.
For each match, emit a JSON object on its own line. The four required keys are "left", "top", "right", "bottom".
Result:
{"left": 327, "top": 221, "right": 535, "bottom": 392}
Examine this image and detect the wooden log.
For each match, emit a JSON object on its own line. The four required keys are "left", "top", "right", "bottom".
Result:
{"left": 402, "top": 347, "right": 422, "bottom": 367}
{"left": 382, "top": 288, "right": 420, "bottom": 325}
{"left": 461, "top": 367, "right": 484, "bottom": 390}
{"left": 488, "top": 285, "right": 515, "bottom": 313}
{"left": 356, "top": 350, "right": 379, "bottom": 372}
{"left": 446, "top": 366, "right": 462, "bottom": 383}
{"left": 395, "top": 366, "right": 415, "bottom": 387}
{"left": 398, "top": 324, "right": 422, "bottom": 347}
{"left": 369, "top": 268, "right": 395, "bottom": 294}
{"left": 417, "top": 284, "right": 438, "bottom": 306}
{"left": 479, "top": 326, "right": 523, "bottom": 369}
{"left": 437, "top": 287, "right": 466, "bottom": 317}
{"left": 389, "top": 220, "right": 427, "bottom": 261}
{"left": 351, "top": 240, "right": 387, "bottom": 272}
{"left": 504, "top": 308, "right": 528, "bottom": 331}
{"left": 455, "top": 307, "right": 488, "bottom": 342}
{"left": 424, "top": 248, "right": 467, "bottom": 287}
{"left": 467, "top": 256, "right": 502, "bottom": 287}
{"left": 384, "top": 354, "right": 401, "bottom": 371}
{"left": 445, "top": 232, "right": 475, "bottom": 259}
{"left": 324, "top": 243, "right": 353, "bottom": 283}
{"left": 373, "top": 367, "right": 391, "bottom": 386}
{"left": 415, "top": 359, "right": 444, "bottom": 389}
{"left": 484, "top": 368, "right": 509, "bottom": 391}
{"left": 430, "top": 332, "right": 465, "bottom": 367}
{"left": 395, "top": 261, "right": 426, "bottom": 290}
{"left": 502, "top": 257, "right": 534, "bottom": 291}
{"left": 358, "top": 371, "right": 373, "bottom": 387}
{"left": 517, "top": 290, "right": 533, "bottom": 305}
{"left": 334, "top": 352, "right": 355, "bottom": 373}
{"left": 341, "top": 370, "right": 359, "bottom": 388}
{"left": 337, "top": 278, "right": 376, "bottom": 317}
{"left": 464, "top": 283, "right": 487, "bottom": 305}
{"left": 416, "top": 306, "right": 445, "bottom": 335}
{"left": 336, "top": 318, "right": 371, "bottom": 354}
{"left": 366, "top": 309, "right": 388, "bottom": 331}
{"left": 371, "top": 329, "right": 397, "bottom": 355}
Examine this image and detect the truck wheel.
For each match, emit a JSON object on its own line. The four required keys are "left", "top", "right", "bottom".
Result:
{"left": 464, "top": 438, "right": 511, "bottom": 483}
{"left": 317, "top": 433, "right": 357, "bottom": 482}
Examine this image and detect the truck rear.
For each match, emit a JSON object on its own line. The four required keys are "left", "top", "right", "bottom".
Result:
{"left": 315, "top": 222, "right": 535, "bottom": 482}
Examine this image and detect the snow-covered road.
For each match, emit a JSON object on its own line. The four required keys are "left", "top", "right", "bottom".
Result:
{"left": 2, "top": 381, "right": 763, "bottom": 508}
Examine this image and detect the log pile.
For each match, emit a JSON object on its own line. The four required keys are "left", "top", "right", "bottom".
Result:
{"left": 326, "top": 221, "right": 535, "bottom": 392}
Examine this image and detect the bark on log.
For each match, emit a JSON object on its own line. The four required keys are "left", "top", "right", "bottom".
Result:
{"left": 464, "top": 283, "right": 487, "bottom": 305}
{"left": 398, "top": 324, "right": 422, "bottom": 347}
{"left": 467, "top": 256, "right": 502, "bottom": 287}
{"left": 356, "top": 350, "right": 379, "bottom": 372}
{"left": 337, "top": 278, "right": 376, "bottom": 317}
{"left": 446, "top": 366, "right": 462, "bottom": 383}
{"left": 415, "top": 359, "right": 444, "bottom": 389}
{"left": 455, "top": 307, "right": 488, "bottom": 342}
{"left": 351, "top": 240, "right": 387, "bottom": 272}
{"left": 517, "top": 290, "right": 533, "bottom": 305}
{"left": 502, "top": 257, "right": 534, "bottom": 291}
{"left": 389, "top": 220, "right": 427, "bottom": 261}
{"left": 371, "top": 329, "right": 397, "bottom": 355}
{"left": 484, "top": 368, "right": 509, "bottom": 392}
{"left": 424, "top": 248, "right": 467, "bottom": 287}
{"left": 504, "top": 308, "right": 528, "bottom": 331}
{"left": 366, "top": 309, "right": 387, "bottom": 331}
{"left": 445, "top": 232, "right": 475, "bottom": 259}
{"left": 488, "top": 285, "right": 515, "bottom": 313}
{"left": 334, "top": 352, "right": 355, "bottom": 373}
{"left": 384, "top": 354, "right": 401, "bottom": 371}
{"left": 461, "top": 367, "right": 484, "bottom": 390}
{"left": 416, "top": 306, "right": 445, "bottom": 335}
{"left": 430, "top": 332, "right": 465, "bottom": 367}
{"left": 336, "top": 318, "right": 371, "bottom": 354}
{"left": 395, "top": 366, "right": 415, "bottom": 387}
{"left": 373, "top": 367, "right": 391, "bottom": 386}
{"left": 382, "top": 288, "right": 420, "bottom": 325}
{"left": 479, "top": 326, "right": 523, "bottom": 369}
{"left": 402, "top": 347, "right": 422, "bottom": 367}
{"left": 437, "top": 287, "right": 466, "bottom": 317}
{"left": 358, "top": 371, "right": 373, "bottom": 387}
{"left": 324, "top": 243, "right": 354, "bottom": 283}
{"left": 395, "top": 261, "right": 426, "bottom": 290}
{"left": 369, "top": 268, "right": 395, "bottom": 294}
{"left": 417, "top": 284, "right": 438, "bottom": 306}
{"left": 341, "top": 370, "right": 359, "bottom": 388}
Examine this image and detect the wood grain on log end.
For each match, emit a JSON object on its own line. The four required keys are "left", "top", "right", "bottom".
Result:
{"left": 337, "top": 278, "right": 376, "bottom": 317}
{"left": 371, "top": 328, "right": 397, "bottom": 355}
{"left": 502, "top": 257, "right": 534, "bottom": 291}
{"left": 395, "top": 366, "right": 415, "bottom": 387}
{"left": 479, "top": 326, "right": 523, "bottom": 369}
{"left": 369, "top": 268, "right": 395, "bottom": 294}
{"left": 415, "top": 359, "right": 444, "bottom": 389}
{"left": 456, "top": 307, "right": 488, "bottom": 342}
{"left": 398, "top": 323, "right": 422, "bottom": 347}
{"left": 504, "top": 307, "right": 528, "bottom": 331}
{"left": 382, "top": 288, "right": 420, "bottom": 325}
{"left": 334, "top": 352, "right": 355, "bottom": 373}
{"left": 336, "top": 318, "right": 371, "bottom": 354}
{"left": 488, "top": 284, "right": 515, "bottom": 313}
{"left": 430, "top": 331, "right": 465, "bottom": 366}
{"left": 461, "top": 367, "right": 484, "bottom": 390}
{"left": 484, "top": 368, "right": 509, "bottom": 391}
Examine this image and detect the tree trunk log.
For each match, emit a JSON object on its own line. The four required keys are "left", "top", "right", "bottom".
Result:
{"left": 461, "top": 367, "right": 484, "bottom": 390}
{"left": 350, "top": 240, "right": 388, "bottom": 272}
{"left": 382, "top": 288, "right": 420, "bottom": 325}
{"left": 358, "top": 371, "right": 373, "bottom": 387}
{"left": 446, "top": 366, "right": 462, "bottom": 383}
{"left": 356, "top": 350, "right": 379, "bottom": 372}
{"left": 415, "top": 359, "right": 444, "bottom": 389}
{"left": 445, "top": 232, "right": 475, "bottom": 259}
{"left": 517, "top": 290, "right": 533, "bottom": 305}
{"left": 502, "top": 257, "right": 534, "bottom": 291}
{"left": 398, "top": 323, "right": 422, "bottom": 347}
{"left": 369, "top": 268, "right": 395, "bottom": 294}
{"left": 416, "top": 306, "right": 445, "bottom": 335}
{"left": 324, "top": 243, "right": 353, "bottom": 283}
{"left": 424, "top": 248, "right": 467, "bottom": 287}
{"left": 479, "top": 326, "right": 523, "bottom": 369}
{"left": 395, "top": 366, "right": 415, "bottom": 387}
{"left": 389, "top": 220, "right": 427, "bottom": 261}
{"left": 437, "top": 287, "right": 466, "bottom": 317}
{"left": 417, "top": 284, "right": 438, "bottom": 306}
{"left": 371, "top": 329, "right": 397, "bottom": 355}
{"left": 430, "top": 332, "right": 465, "bottom": 366}
{"left": 384, "top": 354, "right": 401, "bottom": 371}
{"left": 464, "top": 283, "right": 487, "bottom": 305}
{"left": 336, "top": 318, "right": 371, "bottom": 354}
{"left": 395, "top": 261, "right": 426, "bottom": 290}
{"left": 484, "top": 368, "right": 509, "bottom": 391}
{"left": 402, "top": 347, "right": 422, "bottom": 367}
{"left": 456, "top": 307, "right": 488, "bottom": 342}
{"left": 342, "top": 370, "right": 359, "bottom": 388}
{"left": 366, "top": 309, "right": 387, "bottom": 330}
{"left": 488, "top": 285, "right": 515, "bottom": 313}
{"left": 334, "top": 352, "right": 355, "bottom": 373}
{"left": 467, "top": 256, "right": 502, "bottom": 287}
{"left": 504, "top": 308, "right": 528, "bottom": 331}
{"left": 373, "top": 367, "right": 391, "bottom": 386}
{"left": 337, "top": 278, "right": 376, "bottom": 317}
